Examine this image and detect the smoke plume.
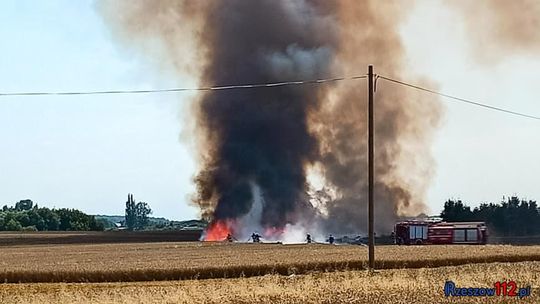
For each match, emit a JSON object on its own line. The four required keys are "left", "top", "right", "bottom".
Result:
{"left": 98, "top": 0, "right": 442, "bottom": 239}
{"left": 449, "top": 0, "right": 540, "bottom": 63}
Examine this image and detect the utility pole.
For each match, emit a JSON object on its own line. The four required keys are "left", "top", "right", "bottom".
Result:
{"left": 367, "top": 65, "right": 375, "bottom": 270}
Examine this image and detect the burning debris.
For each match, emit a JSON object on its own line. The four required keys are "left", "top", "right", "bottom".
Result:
{"left": 204, "top": 219, "right": 233, "bottom": 242}
{"left": 98, "top": 1, "right": 442, "bottom": 242}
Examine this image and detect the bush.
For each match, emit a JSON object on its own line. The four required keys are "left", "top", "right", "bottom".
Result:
{"left": 21, "top": 226, "right": 38, "bottom": 232}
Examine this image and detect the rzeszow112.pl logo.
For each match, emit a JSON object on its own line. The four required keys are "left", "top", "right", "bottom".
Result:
{"left": 444, "top": 281, "right": 532, "bottom": 299}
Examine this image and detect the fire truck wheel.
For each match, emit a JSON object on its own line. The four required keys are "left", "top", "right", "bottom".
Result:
{"left": 396, "top": 237, "right": 403, "bottom": 245}
{"left": 415, "top": 239, "right": 423, "bottom": 245}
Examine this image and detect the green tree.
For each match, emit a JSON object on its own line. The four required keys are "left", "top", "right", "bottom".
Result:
{"left": 125, "top": 193, "right": 137, "bottom": 230}
{"left": 27, "top": 209, "right": 45, "bottom": 231}
{"left": 37, "top": 208, "right": 60, "bottom": 230}
{"left": 124, "top": 194, "right": 152, "bottom": 230}
{"left": 5, "top": 218, "right": 22, "bottom": 231}
{"left": 15, "top": 212, "right": 30, "bottom": 227}
{"left": 135, "top": 202, "right": 152, "bottom": 230}
{"left": 88, "top": 216, "right": 105, "bottom": 231}
{"left": 55, "top": 208, "right": 103, "bottom": 231}
{"left": 0, "top": 201, "right": 103, "bottom": 232}
{"left": 15, "top": 199, "right": 33, "bottom": 211}
{"left": 440, "top": 200, "right": 474, "bottom": 222}
{"left": 442, "top": 196, "right": 540, "bottom": 236}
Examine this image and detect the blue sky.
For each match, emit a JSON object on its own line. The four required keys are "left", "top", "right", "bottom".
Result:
{"left": 0, "top": 0, "right": 198, "bottom": 219}
{"left": 0, "top": 0, "right": 538, "bottom": 220}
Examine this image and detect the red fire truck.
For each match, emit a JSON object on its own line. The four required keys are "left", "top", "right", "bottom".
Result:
{"left": 393, "top": 219, "right": 488, "bottom": 245}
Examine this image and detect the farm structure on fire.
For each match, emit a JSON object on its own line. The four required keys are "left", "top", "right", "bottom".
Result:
{"left": 393, "top": 220, "right": 488, "bottom": 245}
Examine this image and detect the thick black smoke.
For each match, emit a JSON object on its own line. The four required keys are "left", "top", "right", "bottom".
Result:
{"left": 98, "top": 0, "right": 443, "bottom": 235}
{"left": 193, "top": 1, "right": 337, "bottom": 227}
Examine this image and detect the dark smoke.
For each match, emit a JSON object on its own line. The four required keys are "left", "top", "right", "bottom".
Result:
{"left": 98, "top": 1, "right": 442, "bottom": 234}
{"left": 192, "top": 1, "right": 337, "bottom": 228}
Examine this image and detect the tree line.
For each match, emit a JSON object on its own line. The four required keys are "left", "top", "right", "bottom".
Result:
{"left": 0, "top": 200, "right": 104, "bottom": 231}
{"left": 441, "top": 196, "right": 540, "bottom": 236}
{"left": 124, "top": 193, "right": 152, "bottom": 230}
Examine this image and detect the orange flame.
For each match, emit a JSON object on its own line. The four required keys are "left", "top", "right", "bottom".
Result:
{"left": 204, "top": 220, "right": 233, "bottom": 241}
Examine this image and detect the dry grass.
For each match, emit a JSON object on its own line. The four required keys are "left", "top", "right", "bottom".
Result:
{"left": 0, "top": 261, "right": 538, "bottom": 303}
{"left": 0, "top": 242, "right": 539, "bottom": 283}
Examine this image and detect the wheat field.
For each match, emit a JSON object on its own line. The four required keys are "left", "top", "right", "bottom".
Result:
{"left": 1, "top": 242, "right": 539, "bottom": 283}
{"left": 0, "top": 261, "right": 538, "bottom": 303}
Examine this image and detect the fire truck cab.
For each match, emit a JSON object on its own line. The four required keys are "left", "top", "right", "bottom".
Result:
{"left": 394, "top": 220, "right": 430, "bottom": 245}
{"left": 394, "top": 220, "right": 488, "bottom": 245}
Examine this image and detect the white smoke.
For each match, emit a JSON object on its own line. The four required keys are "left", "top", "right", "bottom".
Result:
{"left": 234, "top": 181, "right": 265, "bottom": 241}
{"left": 233, "top": 181, "right": 326, "bottom": 244}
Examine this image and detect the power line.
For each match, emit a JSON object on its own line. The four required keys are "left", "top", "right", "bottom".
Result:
{"left": 377, "top": 75, "right": 540, "bottom": 121}
{"left": 0, "top": 75, "right": 367, "bottom": 97}
{"left": 2, "top": 71, "right": 539, "bottom": 121}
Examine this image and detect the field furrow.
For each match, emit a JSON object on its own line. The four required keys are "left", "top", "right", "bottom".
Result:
{"left": 0, "top": 242, "right": 539, "bottom": 283}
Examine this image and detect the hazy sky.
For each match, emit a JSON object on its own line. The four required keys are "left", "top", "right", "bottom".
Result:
{"left": 1, "top": 0, "right": 538, "bottom": 220}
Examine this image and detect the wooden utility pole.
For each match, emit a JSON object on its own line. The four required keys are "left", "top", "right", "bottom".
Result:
{"left": 367, "top": 65, "right": 375, "bottom": 270}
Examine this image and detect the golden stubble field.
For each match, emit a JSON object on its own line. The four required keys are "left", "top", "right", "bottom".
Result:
{"left": 0, "top": 242, "right": 539, "bottom": 283}
{"left": 1, "top": 261, "right": 538, "bottom": 303}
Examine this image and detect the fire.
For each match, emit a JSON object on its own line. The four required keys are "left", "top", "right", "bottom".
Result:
{"left": 204, "top": 220, "right": 233, "bottom": 241}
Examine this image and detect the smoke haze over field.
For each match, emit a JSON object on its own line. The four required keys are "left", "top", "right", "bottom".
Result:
{"left": 98, "top": 0, "right": 442, "bottom": 238}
